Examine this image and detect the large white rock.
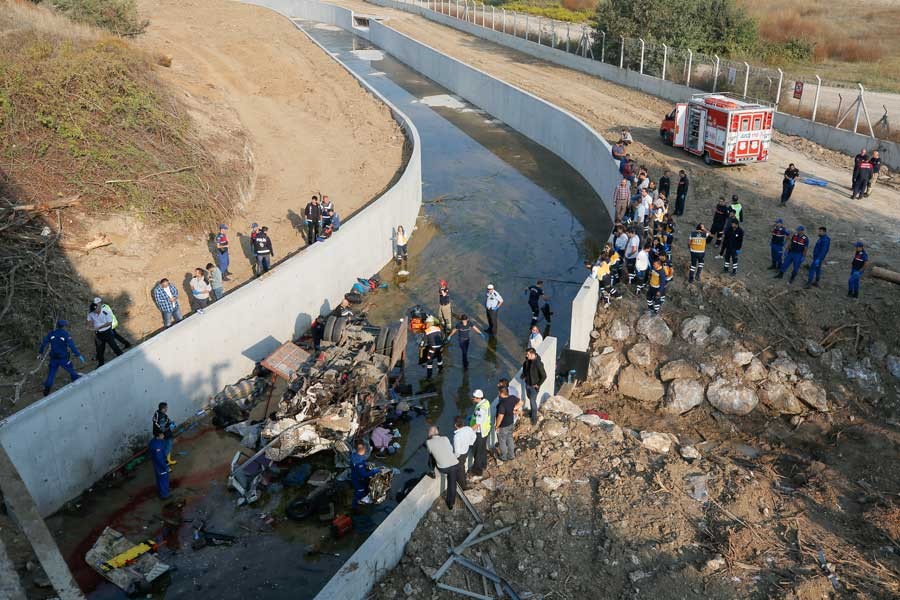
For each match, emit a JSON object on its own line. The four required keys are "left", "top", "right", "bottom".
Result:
{"left": 733, "top": 351, "right": 754, "bottom": 367}
{"left": 627, "top": 342, "right": 654, "bottom": 368}
{"left": 770, "top": 357, "right": 799, "bottom": 377}
{"left": 760, "top": 382, "right": 803, "bottom": 415}
{"left": 618, "top": 366, "right": 665, "bottom": 403}
{"left": 681, "top": 315, "right": 712, "bottom": 345}
{"left": 664, "top": 379, "right": 706, "bottom": 415}
{"left": 659, "top": 359, "right": 700, "bottom": 382}
{"left": 640, "top": 431, "right": 677, "bottom": 454}
{"left": 542, "top": 395, "right": 583, "bottom": 417}
{"left": 795, "top": 380, "right": 828, "bottom": 411}
{"left": 636, "top": 315, "right": 673, "bottom": 346}
{"left": 577, "top": 415, "right": 624, "bottom": 442}
{"left": 744, "top": 357, "right": 768, "bottom": 382}
{"left": 608, "top": 317, "right": 632, "bottom": 342}
{"left": 589, "top": 351, "right": 622, "bottom": 390}
{"left": 706, "top": 378, "right": 759, "bottom": 415}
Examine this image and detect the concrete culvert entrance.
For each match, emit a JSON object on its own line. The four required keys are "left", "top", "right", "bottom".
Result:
{"left": 46, "top": 16, "right": 610, "bottom": 600}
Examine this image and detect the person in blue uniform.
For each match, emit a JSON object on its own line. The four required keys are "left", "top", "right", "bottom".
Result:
{"left": 149, "top": 431, "right": 171, "bottom": 499}
{"left": 526, "top": 280, "right": 549, "bottom": 326}
{"left": 214, "top": 224, "right": 230, "bottom": 279}
{"left": 806, "top": 226, "right": 831, "bottom": 288}
{"left": 848, "top": 241, "right": 868, "bottom": 298}
{"left": 447, "top": 314, "right": 483, "bottom": 371}
{"left": 350, "top": 442, "right": 382, "bottom": 508}
{"left": 769, "top": 218, "right": 789, "bottom": 270}
{"left": 775, "top": 225, "right": 809, "bottom": 283}
{"left": 38, "top": 320, "right": 84, "bottom": 396}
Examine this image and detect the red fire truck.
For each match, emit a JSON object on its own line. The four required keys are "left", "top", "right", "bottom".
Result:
{"left": 659, "top": 94, "right": 774, "bottom": 165}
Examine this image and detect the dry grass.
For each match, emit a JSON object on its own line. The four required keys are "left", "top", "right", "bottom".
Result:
{"left": 0, "top": 0, "right": 101, "bottom": 41}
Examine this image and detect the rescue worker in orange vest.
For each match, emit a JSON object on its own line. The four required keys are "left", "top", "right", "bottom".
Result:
{"left": 423, "top": 317, "right": 445, "bottom": 379}
{"left": 688, "top": 223, "right": 707, "bottom": 284}
{"left": 646, "top": 258, "right": 666, "bottom": 314}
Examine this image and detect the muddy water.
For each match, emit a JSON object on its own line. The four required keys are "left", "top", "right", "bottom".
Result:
{"left": 47, "top": 22, "right": 610, "bottom": 600}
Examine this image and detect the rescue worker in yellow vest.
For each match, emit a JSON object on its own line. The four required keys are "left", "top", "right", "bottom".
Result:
{"left": 688, "top": 223, "right": 708, "bottom": 284}
{"left": 468, "top": 389, "right": 491, "bottom": 477}
{"left": 423, "top": 317, "right": 445, "bottom": 379}
{"left": 586, "top": 253, "right": 614, "bottom": 307}
{"left": 646, "top": 258, "right": 667, "bottom": 314}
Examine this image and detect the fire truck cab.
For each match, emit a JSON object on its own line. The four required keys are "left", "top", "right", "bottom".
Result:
{"left": 659, "top": 94, "right": 774, "bottom": 165}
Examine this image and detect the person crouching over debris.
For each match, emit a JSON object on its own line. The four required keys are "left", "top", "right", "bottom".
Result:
{"left": 351, "top": 442, "right": 383, "bottom": 507}
{"left": 423, "top": 317, "right": 445, "bottom": 379}
{"left": 453, "top": 417, "right": 476, "bottom": 490}
{"left": 371, "top": 424, "right": 396, "bottom": 455}
{"left": 426, "top": 426, "right": 460, "bottom": 510}
{"left": 149, "top": 430, "right": 171, "bottom": 500}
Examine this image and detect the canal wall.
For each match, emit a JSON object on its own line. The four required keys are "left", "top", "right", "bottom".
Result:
{"left": 0, "top": 2, "right": 423, "bottom": 517}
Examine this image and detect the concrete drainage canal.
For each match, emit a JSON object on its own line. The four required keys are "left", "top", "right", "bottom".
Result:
{"left": 45, "top": 18, "right": 611, "bottom": 600}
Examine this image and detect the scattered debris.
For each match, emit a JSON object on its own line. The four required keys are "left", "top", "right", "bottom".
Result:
{"left": 85, "top": 528, "right": 170, "bottom": 595}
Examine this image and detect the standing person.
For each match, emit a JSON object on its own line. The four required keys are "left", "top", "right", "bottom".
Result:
{"left": 495, "top": 386, "right": 522, "bottom": 461}
{"left": 614, "top": 178, "right": 630, "bottom": 222}
{"left": 438, "top": 280, "right": 452, "bottom": 332}
{"left": 658, "top": 169, "right": 671, "bottom": 200}
{"left": 87, "top": 302, "right": 122, "bottom": 366}
{"left": 729, "top": 195, "right": 744, "bottom": 223}
{"left": 526, "top": 280, "right": 548, "bottom": 326}
{"left": 687, "top": 223, "right": 707, "bottom": 284}
{"left": 634, "top": 241, "right": 651, "bottom": 292}
{"left": 866, "top": 151, "right": 881, "bottom": 197}
{"left": 624, "top": 228, "right": 641, "bottom": 285}
{"left": 674, "top": 170, "right": 689, "bottom": 216}
{"left": 484, "top": 284, "right": 503, "bottom": 336}
{"left": 189, "top": 268, "right": 212, "bottom": 311}
{"left": 320, "top": 195, "right": 335, "bottom": 229}
{"left": 426, "top": 426, "right": 459, "bottom": 509}
{"left": 253, "top": 226, "right": 274, "bottom": 274}
{"left": 851, "top": 155, "right": 873, "bottom": 200}
{"left": 717, "top": 209, "right": 738, "bottom": 260}
{"left": 646, "top": 258, "right": 666, "bottom": 314}
{"left": 805, "top": 226, "right": 831, "bottom": 289}
{"left": 350, "top": 442, "right": 383, "bottom": 507}
{"left": 93, "top": 297, "right": 131, "bottom": 350}
{"left": 468, "top": 390, "right": 491, "bottom": 478}
{"left": 38, "top": 320, "right": 84, "bottom": 396}
{"left": 721, "top": 219, "right": 744, "bottom": 277}
{"left": 304, "top": 195, "right": 322, "bottom": 244}
{"left": 852, "top": 148, "right": 867, "bottom": 188}
{"left": 152, "top": 278, "right": 183, "bottom": 327}
{"left": 423, "top": 318, "right": 445, "bottom": 379}
{"left": 776, "top": 225, "right": 810, "bottom": 283}
{"left": 769, "top": 218, "right": 790, "bottom": 270}
{"left": 395, "top": 225, "right": 409, "bottom": 261}
{"left": 452, "top": 417, "right": 476, "bottom": 490}
{"left": 781, "top": 163, "right": 800, "bottom": 206}
{"left": 206, "top": 263, "right": 224, "bottom": 301}
{"left": 521, "top": 348, "right": 547, "bottom": 425}
{"left": 848, "top": 241, "right": 868, "bottom": 298}
{"left": 447, "top": 314, "right": 482, "bottom": 371}
{"left": 153, "top": 402, "right": 177, "bottom": 466}
{"left": 149, "top": 431, "right": 171, "bottom": 500}
{"left": 214, "top": 224, "right": 230, "bottom": 280}
{"left": 709, "top": 197, "right": 729, "bottom": 248}
{"left": 528, "top": 324, "right": 543, "bottom": 349}
{"left": 249, "top": 222, "right": 259, "bottom": 244}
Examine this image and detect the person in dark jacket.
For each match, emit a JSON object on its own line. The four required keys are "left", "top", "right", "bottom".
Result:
{"left": 38, "top": 320, "right": 84, "bottom": 396}
{"left": 674, "top": 170, "right": 689, "bottom": 216}
{"left": 721, "top": 219, "right": 744, "bottom": 277}
{"left": 153, "top": 402, "right": 177, "bottom": 466}
{"left": 304, "top": 196, "right": 322, "bottom": 244}
{"left": 781, "top": 163, "right": 799, "bottom": 205}
{"left": 776, "top": 225, "right": 810, "bottom": 283}
{"left": 851, "top": 157, "right": 872, "bottom": 199}
{"left": 252, "top": 226, "right": 274, "bottom": 274}
{"left": 709, "top": 198, "right": 728, "bottom": 247}
{"left": 522, "top": 348, "right": 547, "bottom": 425}
{"left": 805, "top": 226, "right": 831, "bottom": 288}
{"left": 350, "top": 442, "right": 383, "bottom": 507}
{"left": 852, "top": 148, "right": 867, "bottom": 188}
{"left": 866, "top": 151, "right": 881, "bottom": 197}
{"left": 657, "top": 170, "right": 671, "bottom": 200}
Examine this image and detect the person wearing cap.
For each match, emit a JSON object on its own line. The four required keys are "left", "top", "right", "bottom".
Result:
{"left": 426, "top": 426, "right": 460, "bottom": 509}
{"left": 153, "top": 278, "right": 183, "bottom": 327}
{"left": 447, "top": 313, "right": 483, "bottom": 370}
{"left": 674, "top": 170, "right": 689, "bottom": 216}
{"left": 781, "top": 163, "right": 800, "bottom": 206}
{"left": 438, "top": 280, "right": 452, "bottom": 332}
{"left": 721, "top": 218, "right": 744, "bottom": 277}
{"left": 769, "top": 218, "right": 790, "bottom": 270}
{"left": 484, "top": 284, "right": 503, "bottom": 336}
{"left": 851, "top": 154, "right": 873, "bottom": 200}
{"left": 206, "top": 262, "right": 224, "bottom": 300}
{"left": 468, "top": 389, "right": 492, "bottom": 477}
{"left": 687, "top": 223, "right": 707, "bottom": 284}
{"left": 522, "top": 347, "right": 547, "bottom": 425}
{"left": 452, "top": 417, "right": 476, "bottom": 490}
{"left": 91, "top": 296, "right": 131, "bottom": 350}
{"left": 214, "top": 224, "right": 230, "bottom": 280}
{"left": 38, "top": 320, "right": 84, "bottom": 396}
{"left": 776, "top": 225, "right": 810, "bottom": 283}
{"left": 252, "top": 225, "right": 274, "bottom": 274}
{"left": 304, "top": 195, "right": 322, "bottom": 245}
{"left": 87, "top": 300, "right": 123, "bottom": 366}
{"left": 848, "top": 241, "right": 868, "bottom": 298}
{"left": 806, "top": 227, "right": 831, "bottom": 289}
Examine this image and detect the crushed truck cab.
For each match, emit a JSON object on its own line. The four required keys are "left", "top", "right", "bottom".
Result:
{"left": 660, "top": 94, "right": 774, "bottom": 165}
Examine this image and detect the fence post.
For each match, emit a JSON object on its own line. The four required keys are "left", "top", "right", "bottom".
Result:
{"left": 566, "top": 22, "right": 570, "bottom": 53}
{"left": 619, "top": 35, "right": 624, "bottom": 68}
{"left": 552, "top": 20, "right": 557, "bottom": 49}
{"left": 853, "top": 83, "right": 863, "bottom": 134}
{"left": 481, "top": 2, "right": 485, "bottom": 27}
{"left": 513, "top": 11, "right": 517, "bottom": 37}
{"left": 743, "top": 61, "right": 750, "bottom": 98}
{"left": 525, "top": 14, "right": 529, "bottom": 41}
{"left": 455, "top": 0, "right": 459, "bottom": 19}
{"left": 812, "top": 75, "right": 822, "bottom": 122}
{"left": 582, "top": 26, "right": 588, "bottom": 57}
{"left": 774, "top": 68, "right": 783, "bottom": 109}
{"left": 492, "top": 6, "right": 495, "bottom": 30}
{"left": 639, "top": 38, "right": 645, "bottom": 75}
{"left": 686, "top": 50, "right": 692, "bottom": 87}
{"left": 537, "top": 18, "right": 542, "bottom": 45}
{"left": 712, "top": 55, "right": 720, "bottom": 92}
{"left": 600, "top": 30, "right": 605, "bottom": 62}
{"left": 661, "top": 44, "right": 667, "bottom": 80}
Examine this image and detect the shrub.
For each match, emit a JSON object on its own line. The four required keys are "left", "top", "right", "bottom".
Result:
{"left": 50, "top": 0, "right": 148, "bottom": 36}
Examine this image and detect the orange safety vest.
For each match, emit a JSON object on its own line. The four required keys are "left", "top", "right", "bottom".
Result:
{"left": 608, "top": 251, "right": 620, "bottom": 267}
{"left": 689, "top": 232, "right": 706, "bottom": 253}
{"left": 648, "top": 269, "right": 661, "bottom": 288}
{"left": 592, "top": 261, "right": 611, "bottom": 280}
{"left": 664, "top": 265, "right": 674, "bottom": 280}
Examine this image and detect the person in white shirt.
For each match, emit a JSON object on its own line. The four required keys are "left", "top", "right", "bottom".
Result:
{"left": 639, "top": 189, "right": 653, "bottom": 235}
{"left": 624, "top": 230, "right": 641, "bottom": 284}
{"left": 190, "top": 268, "right": 212, "bottom": 311}
{"left": 613, "top": 224, "right": 628, "bottom": 255}
{"left": 87, "top": 301, "right": 123, "bottom": 366}
{"left": 528, "top": 325, "right": 543, "bottom": 350}
{"left": 452, "top": 418, "right": 476, "bottom": 490}
{"left": 426, "top": 426, "right": 460, "bottom": 509}
{"left": 395, "top": 225, "right": 408, "bottom": 262}
{"left": 484, "top": 284, "right": 503, "bottom": 336}
{"left": 634, "top": 241, "right": 651, "bottom": 292}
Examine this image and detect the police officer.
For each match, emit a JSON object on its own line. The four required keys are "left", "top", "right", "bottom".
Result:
{"left": 484, "top": 284, "right": 503, "bottom": 335}
{"left": 149, "top": 430, "right": 171, "bottom": 499}
{"left": 851, "top": 155, "right": 872, "bottom": 200}
{"left": 806, "top": 226, "right": 830, "bottom": 288}
{"left": 776, "top": 225, "right": 810, "bottom": 283}
{"left": 674, "top": 170, "right": 689, "bottom": 216}
{"left": 526, "top": 280, "right": 549, "bottom": 326}
{"left": 304, "top": 195, "right": 322, "bottom": 244}
{"left": 468, "top": 390, "right": 491, "bottom": 477}
{"left": 646, "top": 258, "right": 666, "bottom": 314}
{"left": 710, "top": 197, "right": 729, "bottom": 248}
{"left": 848, "top": 241, "right": 868, "bottom": 298}
{"left": 769, "top": 218, "right": 789, "bottom": 270}
{"left": 721, "top": 218, "right": 744, "bottom": 277}
{"left": 658, "top": 169, "right": 671, "bottom": 200}
{"left": 781, "top": 163, "right": 800, "bottom": 206}
{"left": 423, "top": 318, "right": 445, "bottom": 379}
{"left": 438, "top": 280, "right": 452, "bottom": 332}
{"left": 153, "top": 402, "right": 177, "bottom": 466}
{"left": 852, "top": 148, "right": 867, "bottom": 188}
{"left": 252, "top": 226, "right": 274, "bottom": 274}
{"left": 688, "top": 223, "right": 707, "bottom": 284}
{"left": 37, "top": 320, "right": 84, "bottom": 396}
{"left": 214, "top": 224, "right": 230, "bottom": 279}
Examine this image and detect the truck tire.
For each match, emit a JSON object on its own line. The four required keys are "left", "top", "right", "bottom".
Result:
{"left": 331, "top": 316, "right": 348, "bottom": 343}
{"left": 323, "top": 315, "right": 337, "bottom": 343}
{"left": 703, "top": 151, "right": 712, "bottom": 166}
{"left": 375, "top": 327, "right": 389, "bottom": 355}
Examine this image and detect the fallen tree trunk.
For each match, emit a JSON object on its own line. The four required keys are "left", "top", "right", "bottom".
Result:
{"left": 59, "top": 235, "right": 112, "bottom": 253}
{"left": 9, "top": 195, "right": 81, "bottom": 212}
{"left": 871, "top": 266, "right": 900, "bottom": 285}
